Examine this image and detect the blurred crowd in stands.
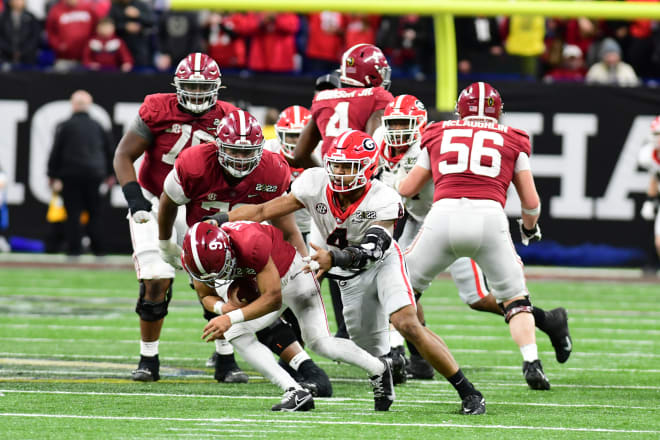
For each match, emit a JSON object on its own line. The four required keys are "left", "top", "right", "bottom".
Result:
{"left": 1, "top": 0, "right": 660, "bottom": 86}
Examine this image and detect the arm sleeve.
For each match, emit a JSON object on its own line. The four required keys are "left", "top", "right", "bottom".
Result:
{"left": 514, "top": 152, "right": 531, "bottom": 173}
{"left": 129, "top": 114, "right": 154, "bottom": 142}
{"left": 415, "top": 148, "right": 431, "bottom": 170}
{"left": 163, "top": 168, "right": 191, "bottom": 205}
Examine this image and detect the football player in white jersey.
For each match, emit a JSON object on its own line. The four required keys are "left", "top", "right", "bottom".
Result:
{"left": 225, "top": 129, "right": 486, "bottom": 415}
{"left": 639, "top": 116, "right": 660, "bottom": 262}
{"left": 376, "top": 95, "right": 573, "bottom": 373}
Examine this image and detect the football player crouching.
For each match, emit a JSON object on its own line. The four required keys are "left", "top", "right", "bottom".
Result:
{"left": 225, "top": 130, "right": 486, "bottom": 415}
{"left": 182, "top": 220, "right": 395, "bottom": 411}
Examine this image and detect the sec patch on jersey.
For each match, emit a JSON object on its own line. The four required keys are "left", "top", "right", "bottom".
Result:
{"left": 228, "top": 278, "right": 260, "bottom": 306}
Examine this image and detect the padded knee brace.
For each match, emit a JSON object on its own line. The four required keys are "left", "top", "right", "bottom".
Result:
{"left": 256, "top": 317, "right": 298, "bottom": 356}
{"left": 501, "top": 298, "right": 533, "bottom": 324}
{"left": 135, "top": 281, "right": 172, "bottom": 322}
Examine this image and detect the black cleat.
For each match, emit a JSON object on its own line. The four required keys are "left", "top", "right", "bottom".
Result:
{"left": 461, "top": 391, "right": 486, "bottom": 415}
{"left": 370, "top": 359, "right": 395, "bottom": 411}
{"left": 523, "top": 359, "right": 551, "bottom": 390}
{"left": 271, "top": 387, "right": 315, "bottom": 412}
{"left": 214, "top": 356, "right": 249, "bottom": 383}
{"left": 406, "top": 353, "right": 435, "bottom": 380}
{"left": 206, "top": 351, "right": 218, "bottom": 368}
{"left": 543, "top": 307, "right": 572, "bottom": 363}
{"left": 132, "top": 355, "right": 160, "bottom": 382}
{"left": 298, "top": 360, "right": 333, "bottom": 397}
{"left": 389, "top": 348, "right": 408, "bottom": 385}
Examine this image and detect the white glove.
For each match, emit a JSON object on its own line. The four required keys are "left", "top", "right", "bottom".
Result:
{"left": 517, "top": 219, "right": 542, "bottom": 246}
{"left": 132, "top": 210, "right": 151, "bottom": 224}
{"left": 640, "top": 199, "right": 657, "bottom": 221}
{"left": 159, "top": 239, "right": 183, "bottom": 269}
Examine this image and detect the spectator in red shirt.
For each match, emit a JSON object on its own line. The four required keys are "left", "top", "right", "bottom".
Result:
{"left": 203, "top": 11, "right": 249, "bottom": 69}
{"left": 46, "top": 0, "right": 98, "bottom": 70}
{"left": 343, "top": 14, "right": 379, "bottom": 50}
{"left": 83, "top": 16, "right": 133, "bottom": 71}
{"left": 244, "top": 12, "right": 299, "bottom": 72}
{"left": 543, "top": 44, "right": 587, "bottom": 82}
{"left": 304, "top": 12, "right": 344, "bottom": 74}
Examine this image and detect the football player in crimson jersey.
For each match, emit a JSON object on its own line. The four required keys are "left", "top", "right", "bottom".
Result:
{"left": 113, "top": 52, "right": 243, "bottom": 383}
{"left": 399, "top": 82, "right": 560, "bottom": 390}
{"left": 291, "top": 43, "right": 394, "bottom": 169}
{"left": 377, "top": 95, "right": 572, "bottom": 371}
{"left": 158, "top": 109, "right": 332, "bottom": 397}
{"left": 183, "top": 221, "right": 396, "bottom": 412}
{"left": 224, "top": 130, "right": 487, "bottom": 415}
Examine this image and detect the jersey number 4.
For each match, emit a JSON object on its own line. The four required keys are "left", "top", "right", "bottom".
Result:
{"left": 325, "top": 102, "right": 350, "bottom": 137}
{"left": 438, "top": 129, "right": 503, "bottom": 178}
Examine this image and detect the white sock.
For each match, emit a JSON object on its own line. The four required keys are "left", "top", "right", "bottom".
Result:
{"left": 215, "top": 338, "right": 234, "bottom": 355}
{"left": 140, "top": 340, "right": 159, "bottom": 357}
{"left": 289, "top": 351, "right": 311, "bottom": 371}
{"left": 520, "top": 344, "right": 538, "bottom": 363}
{"left": 389, "top": 327, "right": 405, "bottom": 349}
{"left": 232, "top": 334, "right": 299, "bottom": 391}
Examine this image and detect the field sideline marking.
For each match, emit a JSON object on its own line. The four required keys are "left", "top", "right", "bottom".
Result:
{"left": 0, "top": 412, "right": 657, "bottom": 434}
{"left": 2, "top": 389, "right": 658, "bottom": 410}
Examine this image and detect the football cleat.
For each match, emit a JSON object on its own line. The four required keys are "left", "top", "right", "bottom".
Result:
{"left": 132, "top": 355, "right": 160, "bottom": 382}
{"left": 543, "top": 307, "right": 573, "bottom": 363}
{"left": 298, "top": 360, "right": 333, "bottom": 397}
{"left": 206, "top": 351, "right": 218, "bottom": 368}
{"left": 370, "top": 359, "right": 395, "bottom": 411}
{"left": 523, "top": 359, "right": 551, "bottom": 390}
{"left": 388, "top": 348, "right": 408, "bottom": 385}
{"left": 461, "top": 391, "right": 486, "bottom": 415}
{"left": 271, "top": 388, "right": 315, "bottom": 412}
{"left": 214, "top": 357, "right": 249, "bottom": 383}
{"left": 406, "top": 353, "right": 435, "bottom": 380}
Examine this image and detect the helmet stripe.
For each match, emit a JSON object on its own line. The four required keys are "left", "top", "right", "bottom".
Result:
{"left": 293, "top": 106, "right": 300, "bottom": 124}
{"left": 238, "top": 110, "right": 247, "bottom": 140}
{"left": 477, "top": 82, "right": 485, "bottom": 117}
{"left": 336, "top": 130, "right": 353, "bottom": 148}
{"left": 189, "top": 223, "right": 207, "bottom": 276}
{"left": 394, "top": 94, "right": 405, "bottom": 111}
{"left": 194, "top": 52, "right": 201, "bottom": 72}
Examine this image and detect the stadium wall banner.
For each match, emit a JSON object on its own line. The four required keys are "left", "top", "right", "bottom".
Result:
{"left": 0, "top": 72, "right": 658, "bottom": 263}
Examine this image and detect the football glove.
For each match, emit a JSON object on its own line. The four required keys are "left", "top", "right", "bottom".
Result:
{"left": 159, "top": 239, "right": 183, "bottom": 270}
{"left": 122, "top": 181, "right": 152, "bottom": 223}
{"left": 640, "top": 197, "right": 658, "bottom": 221}
{"left": 517, "top": 219, "right": 542, "bottom": 246}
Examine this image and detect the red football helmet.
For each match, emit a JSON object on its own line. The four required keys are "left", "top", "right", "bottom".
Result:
{"left": 173, "top": 52, "right": 222, "bottom": 113}
{"left": 275, "top": 105, "right": 311, "bottom": 159}
{"left": 325, "top": 130, "right": 379, "bottom": 192}
{"left": 215, "top": 109, "right": 264, "bottom": 178}
{"left": 455, "top": 82, "right": 503, "bottom": 122}
{"left": 339, "top": 44, "right": 391, "bottom": 90}
{"left": 382, "top": 95, "right": 428, "bottom": 165}
{"left": 181, "top": 222, "right": 236, "bottom": 288}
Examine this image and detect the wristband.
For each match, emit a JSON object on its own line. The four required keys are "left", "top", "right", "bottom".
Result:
{"left": 227, "top": 309, "right": 244, "bottom": 324}
{"left": 213, "top": 301, "right": 224, "bottom": 316}
{"left": 522, "top": 203, "right": 541, "bottom": 216}
{"left": 202, "top": 211, "right": 229, "bottom": 226}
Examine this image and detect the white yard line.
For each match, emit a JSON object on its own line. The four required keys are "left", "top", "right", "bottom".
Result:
{"left": 0, "top": 412, "right": 657, "bottom": 434}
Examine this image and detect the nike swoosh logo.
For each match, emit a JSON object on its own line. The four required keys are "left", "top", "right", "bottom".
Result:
{"left": 563, "top": 337, "right": 572, "bottom": 351}
{"left": 247, "top": 194, "right": 258, "bottom": 198}
{"left": 294, "top": 395, "right": 306, "bottom": 406}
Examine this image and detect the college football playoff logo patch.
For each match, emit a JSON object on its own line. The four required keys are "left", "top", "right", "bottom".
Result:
{"left": 315, "top": 203, "right": 328, "bottom": 214}
{"left": 346, "top": 57, "right": 355, "bottom": 67}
